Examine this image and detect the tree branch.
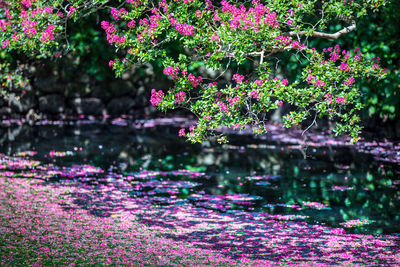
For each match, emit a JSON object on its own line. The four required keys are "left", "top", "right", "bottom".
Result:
{"left": 225, "top": 46, "right": 292, "bottom": 59}
{"left": 287, "top": 20, "right": 356, "bottom": 40}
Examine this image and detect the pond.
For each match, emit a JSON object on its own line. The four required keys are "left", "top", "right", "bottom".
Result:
{"left": 1, "top": 118, "right": 400, "bottom": 263}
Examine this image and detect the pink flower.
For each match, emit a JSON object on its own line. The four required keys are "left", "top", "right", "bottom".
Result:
{"left": 254, "top": 80, "right": 263, "bottom": 86}
{"left": 210, "top": 34, "right": 219, "bottom": 42}
{"left": 315, "top": 79, "right": 325, "bottom": 88}
{"left": 111, "top": 8, "right": 127, "bottom": 21}
{"left": 228, "top": 96, "right": 240, "bottom": 106}
{"left": 40, "top": 25, "right": 55, "bottom": 43}
{"left": 188, "top": 73, "right": 202, "bottom": 87}
{"left": 249, "top": 90, "right": 260, "bottom": 100}
{"left": 175, "top": 23, "right": 194, "bottom": 36}
{"left": 195, "top": 10, "right": 202, "bottom": 18}
{"left": 163, "top": 66, "right": 179, "bottom": 79}
{"left": 175, "top": 91, "right": 186, "bottom": 104}
{"left": 178, "top": 128, "right": 186, "bottom": 137}
{"left": 325, "top": 93, "right": 333, "bottom": 104}
{"left": 278, "top": 100, "right": 283, "bottom": 107}
{"left": 232, "top": 74, "right": 244, "bottom": 84}
{"left": 340, "top": 62, "right": 350, "bottom": 72}
{"left": 127, "top": 0, "right": 141, "bottom": 4}
{"left": 336, "top": 96, "right": 347, "bottom": 105}
{"left": 150, "top": 89, "right": 164, "bottom": 106}
{"left": 217, "top": 102, "right": 229, "bottom": 113}
{"left": 2, "top": 39, "right": 10, "bottom": 48}
{"left": 343, "top": 77, "right": 355, "bottom": 86}
{"left": 127, "top": 20, "right": 136, "bottom": 29}
{"left": 67, "top": 6, "right": 77, "bottom": 17}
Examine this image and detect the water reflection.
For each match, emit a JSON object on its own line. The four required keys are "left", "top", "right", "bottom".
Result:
{"left": 0, "top": 122, "right": 399, "bottom": 236}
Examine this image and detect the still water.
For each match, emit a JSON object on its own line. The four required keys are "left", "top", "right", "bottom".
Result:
{"left": 1, "top": 120, "right": 399, "bottom": 237}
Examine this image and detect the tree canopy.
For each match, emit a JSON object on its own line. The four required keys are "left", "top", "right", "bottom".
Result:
{"left": 0, "top": 0, "right": 393, "bottom": 142}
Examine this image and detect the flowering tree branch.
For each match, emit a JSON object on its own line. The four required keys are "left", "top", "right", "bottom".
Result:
{"left": 287, "top": 20, "right": 357, "bottom": 40}
{"left": 0, "top": 0, "right": 390, "bottom": 144}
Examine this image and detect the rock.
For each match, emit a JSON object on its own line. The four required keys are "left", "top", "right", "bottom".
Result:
{"left": 106, "top": 97, "right": 136, "bottom": 115}
{"left": 34, "top": 76, "right": 64, "bottom": 93}
{"left": 10, "top": 93, "right": 37, "bottom": 113}
{"left": 132, "top": 86, "right": 149, "bottom": 108}
{"left": 109, "top": 80, "right": 135, "bottom": 97}
{"left": 71, "top": 98, "right": 105, "bottom": 115}
{"left": 65, "top": 83, "right": 92, "bottom": 98}
{"left": 395, "top": 120, "right": 400, "bottom": 138}
{"left": 91, "top": 85, "right": 111, "bottom": 100}
{"left": 39, "top": 94, "right": 65, "bottom": 113}
{"left": 0, "top": 107, "right": 11, "bottom": 116}
{"left": 0, "top": 97, "right": 6, "bottom": 107}
{"left": 147, "top": 77, "right": 172, "bottom": 91}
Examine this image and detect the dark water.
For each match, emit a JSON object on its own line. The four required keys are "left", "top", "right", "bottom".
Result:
{"left": 1, "top": 122, "right": 400, "bottom": 235}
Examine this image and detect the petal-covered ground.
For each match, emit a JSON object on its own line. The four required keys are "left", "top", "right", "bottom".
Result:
{"left": 0, "top": 154, "right": 399, "bottom": 266}
{"left": 0, "top": 177, "right": 264, "bottom": 266}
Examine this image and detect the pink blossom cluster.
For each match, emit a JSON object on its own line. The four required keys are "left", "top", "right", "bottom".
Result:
{"left": 2, "top": 39, "right": 10, "bottom": 48}
{"left": 178, "top": 128, "right": 186, "bottom": 137}
{"left": 323, "top": 45, "right": 342, "bottom": 62}
{"left": 22, "top": 19, "right": 38, "bottom": 37}
{"left": 274, "top": 35, "right": 292, "bottom": 45}
{"left": 187, "top": 73, "right": 202, "bottom": 87}
{"left": 163, "top": 66, "right": 179, "bottom": 79}
{"left": 67, "top": 6, "right": 77, "bottom": 18}
{"left": 275, "top": 78, "right": 289, "bottom": 88}
{"left": 315, "top": 79, "right": 325, "bottom": 88}
{"left": 20, "top": 0, "right": 33, "bottom": 8}
{"left": 40, "top": 24, "right": 55, "bottom": 43}
{"left": 127, "top": 0, "right": 141, "bottom": 5}
{"left": 254, "top": 79, "right": 263, "bottom": 86}
{"left": 336, "top": 96, "right": 347, "bottom": 105}
{"left": 101, "top": 21, "right": 116, "bottom": 34}
{"left": 340, "top": 62, "right": 350, "bottom": 72}
{"left": 175, "top": 91, "right": 186, "bottom": 104}
{"left": 150, "top": 89, "right": 164, "bottom": 106}
{"left": 135, "top": 11, "right": 162, "bottom": 42}
{"left": 174, "top": 22, "right": 194, "bottom": 36}
{"left": 108, "top": 59, "right": 117, "bottom": 67}
{"left": 306, "top": 71, "right": 325, "bottom": 88}
{"left": 228, "top": 96, "right": 240, "bottom": 106}
{"left": 220, "top": 1, "right": 279, "bottom": 30}
{"left": 249, "top": 90, "right": 260, "bottom": 100}
{"left": 101, "top": 21, "right": 125, "bottom": 46}
{"left": 127, "top": 20, "right": 135, "bottom": 29}
{"left": 323, "top": 45, "right": 353, "bottom": 64}
{"left": 111, "top": 8, "right": 127, "bottom": 21}
{"left": 195, "top": 10, "right": 202, "bottom": 18}
{"left": 217, "top": 102, "right": 229, "bottom": 113}
{"left": 23, "top": 6, "right": 54, "bottom": 17}
{"left": 275, "top": 36, "right": 306, "bottom": 50}
{"left": 343, "top": 77, "right": 355, "bottom": 86}
{"left": 325, "top": 93, "right": 333, "bottom": 104}
{"left": 210, "top": 34, "right": 219, "bottom": 42}
{"left": 232, "top": 74, "right": 245, "bottom": 84}
{"left": 0, "top": 19, "right": 11, "bottom": 31}
{"left": 158, "top": 0, "right": 168, "bottom": 13}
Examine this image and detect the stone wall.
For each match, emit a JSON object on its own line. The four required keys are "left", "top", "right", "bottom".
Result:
{"left": 0, "top": 63, "right": 172, "bottom": 119}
